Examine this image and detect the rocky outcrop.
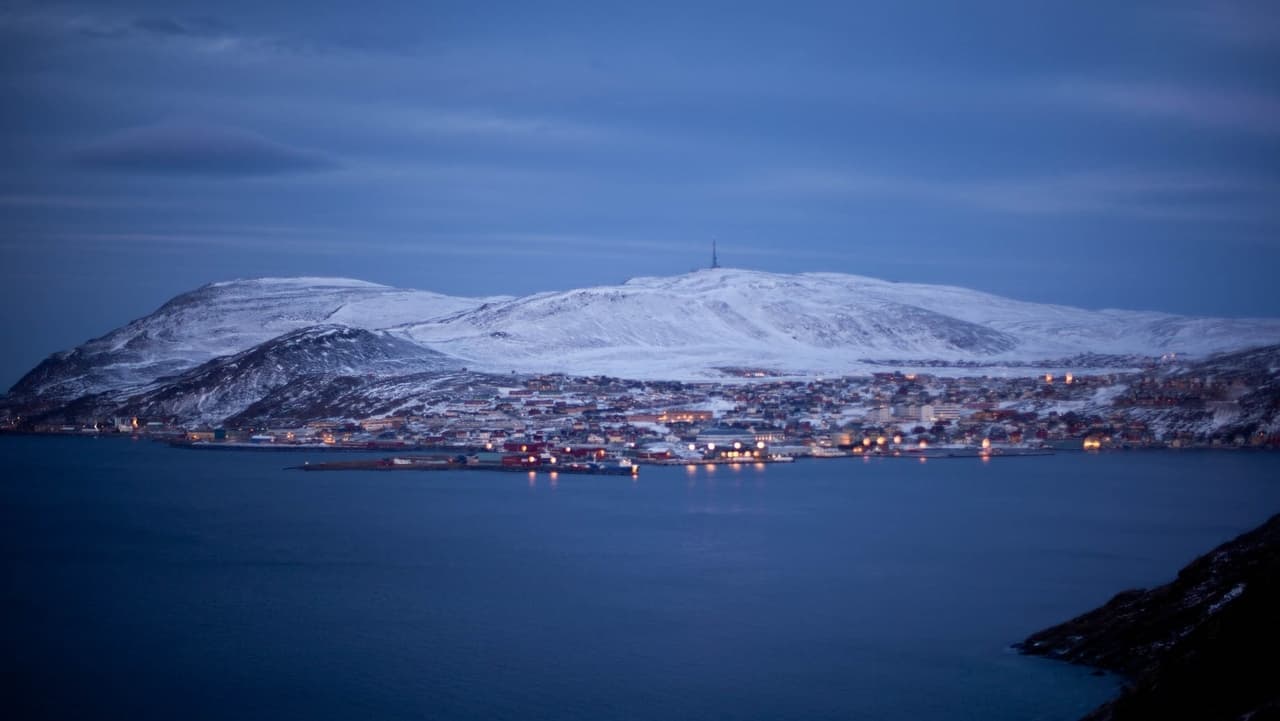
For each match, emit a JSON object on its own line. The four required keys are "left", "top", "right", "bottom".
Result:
{"left": 1017, "top": 514, "right": 1280, "bottom": 721}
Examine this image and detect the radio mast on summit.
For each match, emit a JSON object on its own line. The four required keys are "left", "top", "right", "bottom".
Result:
{"left": 711, "top": 239, "right": 720, "bottom": 269}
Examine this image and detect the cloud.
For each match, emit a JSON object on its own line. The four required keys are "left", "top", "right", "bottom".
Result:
{"left": 1045, "top": 80, "right": 1280, "bottom": 136}
{"left": 130, "top": 16, "right": 232, "bottom": 39}
{"left": 132, "top": 17, "right": 193, "bottom": 36}
{"left": 0, "top": 194, "right": 172, "bottom": 209}
{"left": 384, "top": 108, "right": 621, "bottom": 145}
{"left": 73, "top": 124, "right": 336, "bottom": 177}
{"left": 720, "top": 168, "right": 1280, "bottom": 223}
{"left": 1, "top": 6, "right": 390, "bottom": 60}
{"left": 1159, "top": 1, "right": 1280, "bottom": 50}
{"left": 946, "top": 171, "right": 1279, "bottom": 220}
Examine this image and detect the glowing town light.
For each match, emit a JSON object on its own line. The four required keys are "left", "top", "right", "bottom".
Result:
{"left": 1044, "top": 373, "right": 1054, "bottom": 384}
{"left": 733, "top": 441, "right": 742, "bottom": 450}
{"left": 918, "top": 439, "right": 928, "bottom": 449}
{"left": 981, "top": 438, "right": 991, "bottom": 449}
{"left": 892, "top": 434, "right": 902, "bottom": 445}
{"left": 876, "top": 436, "right": 887, "bottom": 446}
{"left": 707, "top": 443, "right": 716, "bottom": 450}
{"left": 1065, "top": 373, "right": 1074, "bottom": 384}
{"left": 756, "top": 441, "right": 765, "bottom": 449}
{"left": 549, "top": 456, "right": 557, "bottom": 464}
{"left": 527, "top": 456, "right": 536, "bottom": 463}
{"left": 862, "top": 437, "right": 871, "bottom": 447}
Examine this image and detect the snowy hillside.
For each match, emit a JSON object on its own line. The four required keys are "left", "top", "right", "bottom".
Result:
{"left": 8, "top": 269, "right": 1280, "bottom": 416}
{"left": 116, "top": 325, "right": 458, "bottom": 424}
{"left": 226, "top": 370, "right": 507, "bottom": 428}
{"left": 396, "top": 269, "right": 1280, "bottom": 377}
{"left": 9, "top": 277, "right": 491, "bottom": 402}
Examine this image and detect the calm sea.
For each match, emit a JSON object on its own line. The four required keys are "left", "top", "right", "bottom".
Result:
{"left": 3, "top": 435, "right": 1279, "bottom": 721}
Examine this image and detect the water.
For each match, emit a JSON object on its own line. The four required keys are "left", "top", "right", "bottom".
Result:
{"left": 3, "top": 436, "right": 1279, "bottom": 721}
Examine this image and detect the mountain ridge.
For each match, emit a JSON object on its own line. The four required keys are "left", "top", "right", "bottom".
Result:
{"left": 6, "top": 269, "right": 1280, "bottom": 425}
{"left": 394, "top": 268, "right": 1280, "bottom": 377}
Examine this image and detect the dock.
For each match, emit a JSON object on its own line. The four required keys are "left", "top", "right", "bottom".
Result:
{"left": 290, "top": 455, "right": 639, "bottom": 476}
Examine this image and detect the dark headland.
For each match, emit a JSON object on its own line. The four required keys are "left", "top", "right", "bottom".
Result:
{"left": 1016, "top": 514, "right": 1280, "bottom": 721}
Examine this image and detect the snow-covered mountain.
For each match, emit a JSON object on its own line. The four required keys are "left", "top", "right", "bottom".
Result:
{"left": 9, "top": 277, "right": 493, "bottom": 402}
{"left": 396, "top": 269, "right": 1280, "bottom": 377}
{"left": 114, "top": 325, "right": 458, "bottom": 423}
{"left": 226, "top": 370, "right": 507, "bottom": 428}
{"left": 7, "top": 268, "right": 1280, "bottom": 425}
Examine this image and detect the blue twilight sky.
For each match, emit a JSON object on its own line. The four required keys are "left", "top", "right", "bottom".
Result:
{"left": 2, "top": 0, "right": 1279, "bottom": 386}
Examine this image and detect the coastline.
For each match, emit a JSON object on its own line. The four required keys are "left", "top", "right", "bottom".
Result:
{"left": 1015, "top": 514, "right": 1280, "bottom": 720}
{"left": 4, "top": 429, "right": 1278, "bottom": 458}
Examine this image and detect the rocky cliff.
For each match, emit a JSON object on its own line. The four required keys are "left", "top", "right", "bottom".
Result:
{"left": 1017, "top": 514, "right": 1280, "bottom": 720}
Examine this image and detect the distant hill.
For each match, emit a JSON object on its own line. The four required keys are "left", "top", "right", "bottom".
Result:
{"left": 5, "top": 269, "right": 1280, "bottom": 424}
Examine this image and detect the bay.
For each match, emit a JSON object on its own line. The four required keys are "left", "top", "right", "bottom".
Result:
{"left": 3, "top": 435, "right": 1278, "bottom": 720}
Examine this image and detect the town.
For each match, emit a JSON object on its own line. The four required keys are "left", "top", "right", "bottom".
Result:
{"left": 8, "top": 343, "right": 1278, "bottom": 462}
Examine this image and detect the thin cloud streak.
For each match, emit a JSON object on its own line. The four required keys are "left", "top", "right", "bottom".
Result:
{"left": 0, "top": 193, "right": 176, "bottom": 209}
{"left": 72, "top": 124, "right": 337, "bottom": 177}
{"left": 8, "top": 226, "right": 855, "bottom": 267}
{"left": 1156, "top": 0, "right": 1280, "bottom": 50}
{"left": 1, "top": 6, "right": 306, "bottom": 58}
{"left": 720, "top": 168, "right": 1280, "bottom": 225}
{"left": 10, "top": 229, "right": 679, "bottom": 258}
{"left": 1045, "top": 80, "right": 1280, "bottom": 136}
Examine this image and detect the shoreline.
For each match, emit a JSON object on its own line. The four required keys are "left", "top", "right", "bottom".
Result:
{"left": 289, "top": 456, "right": 639, "bottom": 476}
{"left": 2, "top": 430, "right": 1277, "bottom": 457}
{"left": 1015, "top": 514, "right": 1280, "bottom": 720}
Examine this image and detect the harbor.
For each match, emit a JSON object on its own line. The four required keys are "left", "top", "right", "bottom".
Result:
{"left": 291, "top": 453, "right": 639, "bottom": 476}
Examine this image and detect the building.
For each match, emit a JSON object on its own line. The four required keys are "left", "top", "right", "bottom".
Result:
{"left": 921, "top": 404, "right": 963, "bottom": 422}
{"left": 695, "top": 426, "right": 753, "bottom": 446}
{"left": 660, "top": 409, "right": 715, "bottom": 424}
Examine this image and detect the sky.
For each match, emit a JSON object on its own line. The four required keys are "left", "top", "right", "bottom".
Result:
{"left": 2, "top": 0, "right": 1279, "bottom": 387}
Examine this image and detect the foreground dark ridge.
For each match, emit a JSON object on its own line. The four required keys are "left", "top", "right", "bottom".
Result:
{"left": 1016, "top": 514, "right": 1280, "bottom": 721}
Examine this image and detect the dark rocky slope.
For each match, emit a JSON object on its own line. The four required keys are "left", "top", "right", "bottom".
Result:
{"left": 114, "top": 325, "right": 457, "bottom": 424}
{"left": 1017, "top": 514, "right": 1280, "bottom": 721}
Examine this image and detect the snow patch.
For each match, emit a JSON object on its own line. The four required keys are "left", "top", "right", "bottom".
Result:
{"left": 1207, "top": 583, "right": 1245, "bottom": 615}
